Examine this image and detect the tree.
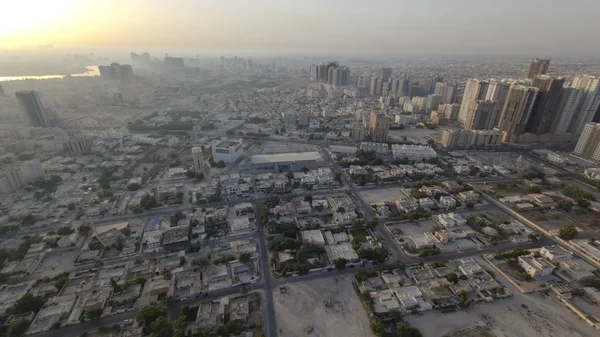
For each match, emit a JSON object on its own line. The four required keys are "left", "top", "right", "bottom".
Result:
{"left": 140, "top": 193, "right": 157, "bottom": 210}
{"left": 216, "top": 160, "right": 226, "bottom": 168}
{"left": 179, "top": 257, "right": 187, "bottom": 267}
{"left": 162, "top": 268, "right": 172, "bottom": 280}
{"left": 195, "top": 172, "right": 204, "bottom": 180}
{"left": 7, "top": 320, "right": 30, "bottom": 337}
{"left": 559, "top": 224, "right": 578, "bottom": 240}
{"left": 8, "top": 293, "right": 46, "bottom": 315}
{"left": 334, "top": 258, "right": 347, "bottom": 269}
{"left": 78, "top": 225, "right": 92, "bottom": 237}
{"left": 56, "top": 227, "right": 74, "bottom": 236}
{"left": 268, "top": 236, "right": 299, "bottom": 251}
{"left": 396, "top": 323, "right": 423, "bottom": 337}
{"left": 85, "top": 307, "right": 103, "bottom": 320}
{"left": 297, "top": 264, "right": 309, "bottom": 275}
{"left": 150, "top": 316, "right": 173, "bottom": 337}
{"left": 21, "top": 214, "right": 37, "bottom": 226}
{"left": 127, "top": 183, "right": 141, "bottom": 191}
{"left": 238, "top": 252, "right": 251, "bottom": 263}
{"left": 136, "top": 306, "right": 165, "bottom": 325}
{"left": 446, "top": 272, "right": 459, "bottom": 284}
{"left": 171, "top": 211, "right": 185, "bottom": 225}
{"left": 557, "top": 199, "right": 573, "bottom": 212}
{"left": 304, "top": 195, "right": 313, "bottom": 204}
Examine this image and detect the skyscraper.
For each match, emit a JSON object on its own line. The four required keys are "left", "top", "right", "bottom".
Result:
{"left": 98, "top": 63, "right": 134, "bottom": 81}
{"left": 526, "top": 58, "right": 550, "bottom": 79}
{"left": 0, "top": 83, "right": 5, "bottom": 96}
{"left": 370, "top": 77, "right": 379, "bottom": 96}
{"left": 309, "top": 64, "right": 318, "bottom": 81}
{"left": 573, "top": 122, "right": 600, "bottom": 162}
{"left": 368, "top": 112, "right": 390, "bottom": 142}
{"left": 569, "top": 75, "right": 600, "bottom": 134}
{"left": 526, "top": 76, "right": 565, "bottom": 134}
{"left": 459, "top": 79, "right": 490, "bottom": 126}
{"left": 497, "top": 85, "right": 539, "bottom": 142}
{"left": 15, "top": 90, "right": 49, "bottom": 127}
{"left": 485, "top": 80, "right": 511, "bottom": 126}
{"left": 464, "top": 100, "right": 500, "bottom": 130}
{"left": 552, "top": 87, "right": 582, "bottom": 134}
{"left": 434, "top": 82, "right": 456, "bottom": 104}
{"left": 379, "top": 68, "right": 392, "bottom": 83}
{"left": 192, "top": 147, "right": 206, "bottom": 174}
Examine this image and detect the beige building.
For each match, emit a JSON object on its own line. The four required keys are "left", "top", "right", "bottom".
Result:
{"left": 458, "top": 79, "right": 489, "bottom": 124}
{"left": 573, "top": 122, "right": 600, "bottom": 161}
{"left": 63, "top": 136, "right": 94, "bottom": 154}
{"left": 526, "top": 58, "right": 550, "bottom": 79}
{"left": 368, "top": 112, "right": 390, "bottom": 142}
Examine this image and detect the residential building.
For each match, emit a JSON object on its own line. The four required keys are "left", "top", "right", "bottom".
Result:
{"left": 463, "top": 100, "right": 500, "bottom": 130}
{"left": 352, "top": 122, "right": 365, "bottom": 141}
{"left": 497, "top": 85, "right": 539, "bottom": 142}
{"left": 553, "top": 87, "right": 582, "bottom": 134}
{"left": 526, "top": 58, "right": 550, "bottom": 79}
{"left": 369, "top": 112, "right": 390, "bottom": 142}
{"left": 360, "top": 142, "right": 389, "bottom": 155}
{"left": 98, "top": 63, "right": 134, "bottom": 81}
{"left": 458, "top": 79, "right": 489, "bottom": 125}
{"left": 518, "top": 255, "right": 555, "bottom": 278}
{"left": 212, "top": 138, "right": 243, "bottom": 164}
{"left": 569, "top": 75, "right": 600, "bottom": 134}
{"left": 458, "top": 191, "right": 479, "bottom": 204}
{"left": 526, "top": 76, "right": 565, "bottom": 135}
{"left": 15, "top": 90, "right": 49, "bottom": 127}
{"left": 391, "top": 144, "right": 437, "bottom": 161}
{"left": 438, "top": 103, "right": 460, "bottom": 120}
{"left": 251, "top": 152, "right": 324, "bottom": 171}
{"left": 573, "top": 122, "right": 600, "bottom": 162}
{"left": 63, "top": 136, "right": 94, "bottom": 154}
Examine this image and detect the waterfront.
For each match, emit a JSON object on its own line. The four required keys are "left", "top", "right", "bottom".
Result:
{"left": 0, "top": 65, "right": 99, "bottom": 82}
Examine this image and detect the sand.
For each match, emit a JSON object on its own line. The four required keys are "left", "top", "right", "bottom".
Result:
{"left": 274, "top": 275, "right": 375, "bottom": 337}
{"left": 408, "top": 291, "right": 599, "bottom": 337}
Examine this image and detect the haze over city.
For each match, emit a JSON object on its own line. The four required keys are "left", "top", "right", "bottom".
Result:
{"left": 3, "top": 2, "right": 600, "bottom": 337}
{"left": 2, "top": 0, "right": 600, "bottom": 56}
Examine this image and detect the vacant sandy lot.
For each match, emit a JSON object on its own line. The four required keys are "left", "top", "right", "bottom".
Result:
{"left": 359, "top": 187, "right": 407, "bottom": 204}
{"left": 408, "top": 291, "right": 599, "bottom": 337}
{"left": 274, "top": 275, "right": 375, "bottom": 337}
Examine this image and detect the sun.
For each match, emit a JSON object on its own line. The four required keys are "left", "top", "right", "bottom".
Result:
{"left": 0, "top": 1, "right": 76, "bottom": 42}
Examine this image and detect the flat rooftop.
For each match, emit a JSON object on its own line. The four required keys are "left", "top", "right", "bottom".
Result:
{"left": 215, "top": 140, "right": 241, "bottom": 148}
{"left": 251, "top": 151, "right": 323, "bottom": 164}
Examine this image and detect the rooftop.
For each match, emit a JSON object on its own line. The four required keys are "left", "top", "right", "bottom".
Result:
{"left": 251, "top": 151, "right": 323, "bottom": 164}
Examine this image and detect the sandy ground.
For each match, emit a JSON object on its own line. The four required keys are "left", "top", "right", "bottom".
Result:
{"left": 274, "top": 275, "right": 375, "bottom": 337}
{"left": 359, "top": 187, "right": 408, "bottom": 204}
{"left": 408, "top": 291, "right": 599, "bottom": 337}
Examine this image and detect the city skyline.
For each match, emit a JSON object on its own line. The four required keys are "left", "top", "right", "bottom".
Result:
{"left": 2, "top": 0, "right": 600, "bottom": 57}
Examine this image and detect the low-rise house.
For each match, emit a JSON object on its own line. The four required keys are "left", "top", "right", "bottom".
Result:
{"left": 518, "top": 255, "right": 555, "bottom": 278}
{"left": 300, "top": 230, "right": 326, "bottom": 246}
{"left": 540, "top": 245, "right": 573, "bottom": 262}
{"left": 395, "top": 197, "right": 419, "bottom": 213}
{"left": 458, "top": 191, "right": 479, "bottom": 204}
{"left": 418, "top": 198, "right": 435, "bottom": 209}
{"left": 139, "top": 278, "right": 171, "bottom": 306}
{"left": 521, "top": 194, "right": 557, "bottom": 208}
{"left": 442, "top": 180, "right": 462, "bottom": 193}
{"left": 439, "top": 196, "right": 456, "bottom": 209}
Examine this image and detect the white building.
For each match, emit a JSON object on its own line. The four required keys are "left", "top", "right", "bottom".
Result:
{"left": 251, "top": 152, "right": 324, "bottom": 171}
{"left": 518, "top": 255, "right": 555, "bottom": 278}
{"left": 360, "top": 142, "right": 389, "bottom": 155}
{"left": 212, "top": 138, "right": 244, "bottom": 164}
{"left": 392, "top": 144, "right": 437, "bottom": 161}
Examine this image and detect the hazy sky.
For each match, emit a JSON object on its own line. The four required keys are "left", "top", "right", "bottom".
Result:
{"left": 2, "top": 0, "right": 599, "bottom": 56}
